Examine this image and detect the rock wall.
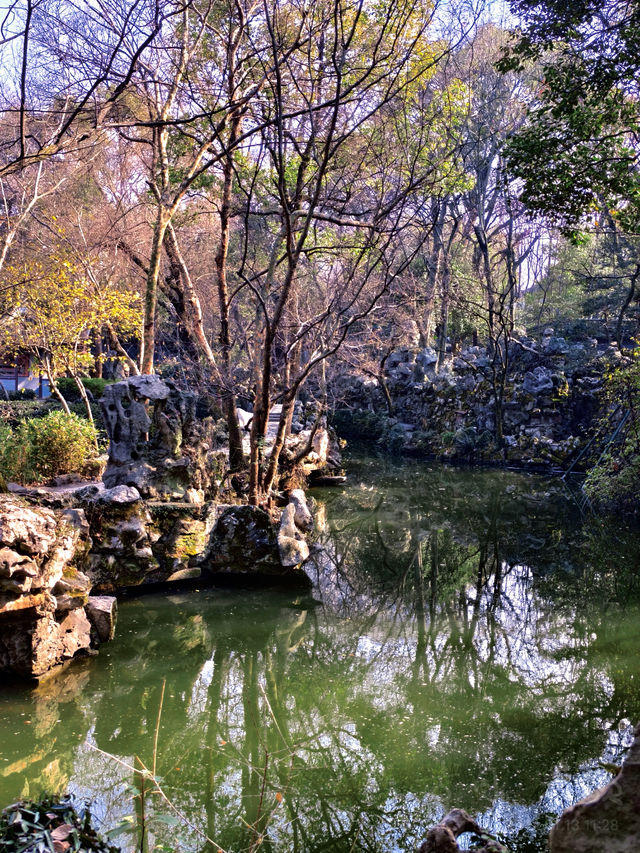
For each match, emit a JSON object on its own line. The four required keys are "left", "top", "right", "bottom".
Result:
{"left": 0, "top": 497, "right": 116, "bottom": 678}
{"left": 332, "top": 334, "right": 624, "bottom": 468}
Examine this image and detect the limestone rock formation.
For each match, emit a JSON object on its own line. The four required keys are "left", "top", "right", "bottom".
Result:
{"left": 332, "top": 336, "right": 618, "bottom": 469}
{"left": 289, "top": 488, "right": 314, "bottom": 532}
{"left": 277, "top": 503, "right": 310, "bottom": 567}
{"left": 85, "top": 596, "right": 118, "bottom": 644}
{"left": 147, "top": 500, "right": 217, "bottom": 580}
{"left": 549, "top": 724, "right": 640, "bottom": 853}
{"left": 81, "top": 485, "right": 159, "bottom": 590}
{"left": 100, "top": 375, "right": 223, "bottom": 501}
{"left": 206, "top": 505, "right": 281, "bottom": 573}
{"left": 81, "top": 484, "right": 217, "bottom": 589}
{"left": 0, "top": 496, "right": 113, "bottom": 678}
{"left": 205, "top": 503, "right": 312, "bottom": 584}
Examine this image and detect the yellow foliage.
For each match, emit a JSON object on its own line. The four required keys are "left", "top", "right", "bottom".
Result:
{"left": 1, "top": 249, "right": 141, "bottom": 378}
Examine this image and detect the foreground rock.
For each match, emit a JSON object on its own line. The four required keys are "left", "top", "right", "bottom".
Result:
{"left": 549, "top": 724, "right": 640, "bottom": 853}
{"left": 78, "top": 484, "right": 216, "bottom": 590}
{"left": 0, "top": 496, "right": 116, "bottom": 678}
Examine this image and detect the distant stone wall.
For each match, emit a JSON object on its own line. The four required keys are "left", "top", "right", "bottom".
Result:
{"left": 331, "top": 334, "right": 626, "bottom": 468}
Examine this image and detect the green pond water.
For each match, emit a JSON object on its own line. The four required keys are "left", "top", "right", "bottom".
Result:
{"left": 1, "top": 453, "right": 640, "bottom": 852}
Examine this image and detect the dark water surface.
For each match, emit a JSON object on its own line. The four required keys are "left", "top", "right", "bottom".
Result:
{"left": 1, "top": 453, "right": 640, "bottom": 852}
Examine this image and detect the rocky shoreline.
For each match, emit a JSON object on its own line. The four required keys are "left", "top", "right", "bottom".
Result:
{"left": 330, "top": 331, "right": 625, "bottom": 471}
{"left": 0, "top": 375, "right": 326, "bottom": 680}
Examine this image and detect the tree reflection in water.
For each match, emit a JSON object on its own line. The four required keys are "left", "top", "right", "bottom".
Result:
{"left": 1, "top": 455, "right": 639, "bottom": 852}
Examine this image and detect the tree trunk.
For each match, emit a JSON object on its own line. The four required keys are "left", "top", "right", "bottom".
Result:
{"left": 93, "top": 329, "right": 103, "bottom": 378}
{"left": 140, "top": 211, "right": 170, "bottom": 375}
{"left": 71, "top": 374, "right": 99, "bottom": 448}
{"left": 262, "top": 392, "right": 297, "bottom": 496}
{"left": 164, "top": 222, "right": 219, "bottom": 369}
{"left": 436, "top": 262, "right": 451, "bottom": 372}
{"left": 616, "top": 263, "right": 639, "bottom": 347}
{"left": 214, "top": 113, "right": 244, "bottom": 471}
{"left": 105, "top": 321, "right": 140, "bottom": 376}
{"left": 41, "top": 356, "right": 70, "bottom": 415}
{"left": 248, "top": 379, "right": 270, "bottom": 505}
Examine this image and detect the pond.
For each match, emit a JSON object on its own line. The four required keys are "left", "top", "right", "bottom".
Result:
{"left": 1, "top": 452, "right": 640, "bottom": 852}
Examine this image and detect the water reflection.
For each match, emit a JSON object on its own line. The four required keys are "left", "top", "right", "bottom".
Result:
{"left": 0, "top": 455, "right": 639, "bottom": 852}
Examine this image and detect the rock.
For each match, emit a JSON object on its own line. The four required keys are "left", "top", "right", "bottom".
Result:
{"left": 85, "top": 596, "right": 117, "bottom": 644}
{"left": 147, "top": 500, "right": 217, "bottom": 575}
{"left": 84, "top": 481, "right": 218, "bottom": 589}
{"left": 206, "top": 505, "right": 281, "bottom": 573}
{"left": 308, "top": 473, "right": 347, "bottom": 487}
{"left": 100, "top": 376, "right": 221, "bottom": 501}
{"left": 0, "top": 593, "right": 92, "bottom": 678}
{"left": 311, "top": 428, "right": 330, "bottom": 462}
{"left": 416, "top": 347, "right": 438, "bottom": 367}
{"left": 0, "top": 502, "right": 58, "bottom": 556}
{"left": 332, "top": 335, "right": 609, "bottom": 471}
{"left": 0, "top": 547, "right": 39, "bottom": 594}
{"left": 387, "top": 349, "right": 414, "bottom": 368}
{"left": 289, "top": 489, "right": 314, "bottom": 532}
{"left": 549, "top": 724, "right": 640, "bottom": 853}
{"left": 32, "top": 608, "right": 93, "bottom": 676}
{"left": 0, "top": 496, "right": 101, "bottom": 678}
{"left": 204, "top": 503, "right": 311, "bottom": 581}
{"left": 522, "top": 366, "right": 554, "bottom": 395}
{"left": 277, "top": 503, "right": 310, "bottom": 567}
{"left": 452, "top": 357, "right": 472, "bottom": 372}
{"left": 52, "top": 567, "right": 91, "bottom": 611}
{"left": 84, "top": 494, "right": 158, "bottom": 591}
{"left": 236, "top": 408, "right": 253, "bottom": 430}
{"left": 546, "top": 336, "right": 569, "bottom": 355}
{"left": 96, "top": 485, "right": 141, "bottom": 504}
{"left": 166, "top": 566, "right": 201, "bottom": 582}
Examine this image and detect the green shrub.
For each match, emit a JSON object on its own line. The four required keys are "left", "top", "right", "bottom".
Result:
{"left": 7, "top": 388, "right": 37, "bottom": 401}
{"left": 584, "top": 450, "right": 640, "bottom": 516}
{"left": 56, "top": 376, "right": 110, "bottom": 400}
{"left": 440, "top": 430, "right": 456, "bottom": 447}
{"left": 0, "top": 411, "right": 98, "bottom": 484}
{"left": 0, "top": 424, "right": 16, "bottom": 482}
{"left": 583, "top": 351, "right": 640, "bottom": 517}
{"left": 0, "top": 399, "right": 55, "bottom": 426}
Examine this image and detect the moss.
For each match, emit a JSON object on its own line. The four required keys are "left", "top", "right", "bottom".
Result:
{"left": 147, "top": 501, "right": 202, "bottom": 518}
{"left": 168, "top": 529, "right": 206, "bottom": 558}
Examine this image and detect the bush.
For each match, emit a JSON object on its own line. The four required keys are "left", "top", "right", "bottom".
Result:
{"left": 331, "top": 409, "right": 390, "bottom": 442}
{"left": 583, "top": 351, "right": 640, "bottom": 516}
{"left": 7, "top": 388, "right": 37, "bottom": 401}
{"left": 56, "top": 376, "right": 110, "bottom": 401}
{"left": 0, "top": 411, "right": 99, "bottom": 484}
{"left": 584, "top": 449, "right": 640, "bottom": 516}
